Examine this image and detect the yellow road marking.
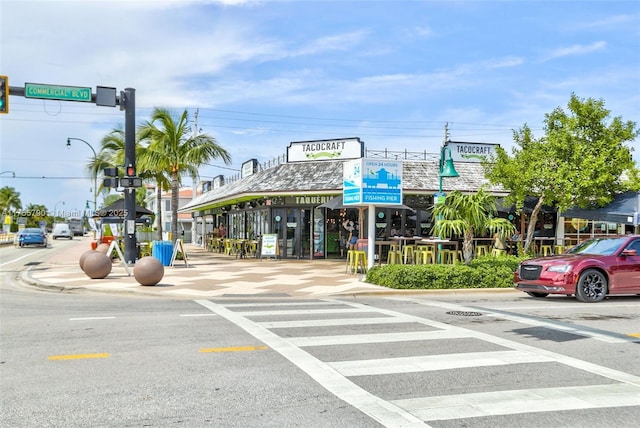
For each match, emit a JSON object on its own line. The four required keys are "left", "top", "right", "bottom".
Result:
{"left": 627, "top": 333, "right": 640, "bottom": 338}
{"left": 199, "top": 346, "right": 268, "bottom": 353}
{"left": 48, "top": 353, "right": 110, "bottom": 360}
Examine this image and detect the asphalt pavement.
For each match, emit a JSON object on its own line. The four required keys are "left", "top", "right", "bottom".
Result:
{"left": 20, "top": 237, "right": 401, "bottom": 299}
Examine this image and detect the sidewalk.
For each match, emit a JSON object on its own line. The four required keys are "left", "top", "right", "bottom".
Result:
{"left": 21, "top": 237, "right": 396, "bottom": 299}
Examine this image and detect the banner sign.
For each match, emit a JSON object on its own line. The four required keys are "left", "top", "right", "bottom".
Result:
{"left": 343, "top": 158, "right": 402, "bottom": 205}
{"left": 447, "top": 141, "right": 500, "bottom": 163}
{"left": 287, "top": 137, "right": 363, "bottom": 162}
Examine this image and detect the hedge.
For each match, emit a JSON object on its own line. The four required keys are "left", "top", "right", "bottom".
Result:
{"left": 364, "top": 255, "right": 525, "bottom": 289}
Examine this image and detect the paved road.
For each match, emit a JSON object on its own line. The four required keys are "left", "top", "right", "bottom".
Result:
{"left": 2, "top": 237, "right": 639, "bottom": 427}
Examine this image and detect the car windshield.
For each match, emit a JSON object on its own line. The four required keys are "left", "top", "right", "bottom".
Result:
{"left": 22, "top": 228, "right": 42, "bottom": 234}
{"left": 567, "top": 237, "right": 626, "bottom": 256}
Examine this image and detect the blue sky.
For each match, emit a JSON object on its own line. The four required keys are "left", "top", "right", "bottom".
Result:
{"left": 1, "top": 0, "right": 638, "bottom": 217}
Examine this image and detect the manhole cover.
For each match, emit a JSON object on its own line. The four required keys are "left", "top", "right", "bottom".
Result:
{"left": 446, "top": 311, "right": 483, "bottom": 317}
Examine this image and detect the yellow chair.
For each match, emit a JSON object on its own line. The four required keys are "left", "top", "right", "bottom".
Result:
{"left": 414, "top": 246, "right": 435, "bottom": 264}
{"left": 347, "top": 250, "right": 367, "bottom": 274}
{"left": 386, "top": 249, "right": 402, "bottom": 264}
{"left": 491, "top": 248, "right": 506, "bottom": 257}
{"left": 554, "top": 245, "right": 564, "bottom": 255}
{"left": 475, "top": 245, "right": 489, "bottom": 257}
{"left": 540, "top": 245, "right": 553, "bottom": 256}
{"left": 402, "top": 245, "right": 415, "bottom": 264}
{"left": 223, "top": 239, "right": 235, "bottom": 256}
{"left": 440, "top": 249, "right": 458, "bottom": 264}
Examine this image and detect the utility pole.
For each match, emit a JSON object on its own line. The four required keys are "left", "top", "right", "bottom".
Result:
{"left": 191, "top": 108, "right": 199, "bottom": 246}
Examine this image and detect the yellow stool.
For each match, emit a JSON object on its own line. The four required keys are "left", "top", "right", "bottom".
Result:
{"left": 554, "top": 245, "right": 564, "bottom": 255}
{"left": 491, "top": 248, "right": 506, "bottom": 257}
{"left": 440, "top": 249, "right": 457, "bottom": 264}
{"left": 346, "top": 249, "right": 355, "bottom": 273}
{"left": 402, "top": 245, "right": 415, "bottom": 264}
{"left": 224, "top": 239, "right": 234, "bottom": 256}
{"left": 475, "top": 245, "right": 489, "bottom": 257}
{"left": 347, "top": 250, "right": 367, "bottom": 274}
{"left": 386, "top": 250, "right": 402, "bottom": 264}
{"left": 540, "top": 245, "right": 553, "bottom": 256}
{"left": 414, "top": 247, "right": 435, "bottom": 264}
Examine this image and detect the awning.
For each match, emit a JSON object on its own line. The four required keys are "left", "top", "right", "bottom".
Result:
{"left": 317, "top": 195, "right": 414, "bottom": 211}
{"left": 562, "top": 191, "right": 640, "bottom": 226}
{"left": 94, "top": 199, "right": 154, "bottom": 218}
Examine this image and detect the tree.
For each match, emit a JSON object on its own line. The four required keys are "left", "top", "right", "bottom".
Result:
{"left": 24, "top": 203, "right": 48, "bottom": 228}
{"left": 138, "top": 108, "right": 231, "bottom": 244}
{"left": 0, "top": 186, "right": 22, "bottom": 218}
{"left": 431, "top": 187, "right": 515, "bottom": 264}
{"left": 101, "top": 127, "right": 169, "bottom": 240}
{"left": 484, "top": 94, "right": 639, "bottom": 253}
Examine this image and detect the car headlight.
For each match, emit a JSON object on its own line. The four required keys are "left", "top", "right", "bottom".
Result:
{"left": 547, "top": 264, "right": 571, "bottom": 273}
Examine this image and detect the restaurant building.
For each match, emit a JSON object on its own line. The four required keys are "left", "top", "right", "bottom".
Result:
{"left": 179, "top": 137, "right": 508, "bottom": 259}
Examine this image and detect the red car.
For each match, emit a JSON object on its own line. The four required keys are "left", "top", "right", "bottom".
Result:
{"left": 514, "top": 235, "right": 640, "bottom": 302}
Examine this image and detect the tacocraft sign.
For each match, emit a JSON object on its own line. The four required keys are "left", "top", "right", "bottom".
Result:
{"left": 287, "top": 137, "right": 364, "bottom": 162}
{"left": 447, "top": 141, "right": 500, "bottom": 163}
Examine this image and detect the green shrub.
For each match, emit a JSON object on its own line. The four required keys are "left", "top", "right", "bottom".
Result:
{"left": 365, "top": 255, "right": 524, "bottom": 289}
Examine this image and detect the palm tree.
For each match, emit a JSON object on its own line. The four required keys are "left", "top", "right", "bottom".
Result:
{"left": 431, "top": 187, "right": 515, "bottom": 264}
{"left": 0, "top": 186, "right": 22, "bottom": 221}
{"left": 138, "top": 108, "right": 231, "bottom": 244}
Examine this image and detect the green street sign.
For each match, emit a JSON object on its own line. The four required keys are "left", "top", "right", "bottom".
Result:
{"left": 25, "top": 83, "right": 92, "bottom": 102}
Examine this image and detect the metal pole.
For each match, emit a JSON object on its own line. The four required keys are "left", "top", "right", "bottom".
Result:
{"left": 123, "top": 88, "right": 137, "bottom": 265}
{"left": 66, "top": 137, "right": 97, "bottom": 216}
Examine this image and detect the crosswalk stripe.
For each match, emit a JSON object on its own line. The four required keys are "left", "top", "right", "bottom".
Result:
{"left": 257, "top": 316, "right": 411, "bottom": 329}
{"left": 288, "top": 329, "right": 469, "bottom": 347}
{"left": 235, "top": 308, "right": 371, "bottom": 316}
{"left": 393, "top": 383, "right": 640, "bottom": 421}
{"left": 328, "top": 350, "right": 554, "bottom": 376}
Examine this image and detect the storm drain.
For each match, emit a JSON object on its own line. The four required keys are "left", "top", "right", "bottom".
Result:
{"left": 446, "top": 310, "right": 483, "bottom": 317}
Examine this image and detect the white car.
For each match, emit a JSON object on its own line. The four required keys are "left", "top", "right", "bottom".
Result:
{"left": 52, "top": 223, "right": 73, "bottom": 240}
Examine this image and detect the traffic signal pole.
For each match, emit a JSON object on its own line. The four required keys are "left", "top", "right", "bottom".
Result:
{"left": 7, "top": 82, "right": 139, "bottom": 265}
{"left": 122, "top": 88, "right": 137, "bottom": 265}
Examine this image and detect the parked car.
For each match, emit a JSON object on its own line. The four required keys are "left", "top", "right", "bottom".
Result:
{"left": 514, "top": 235, "right": 640, "bottom": 302}
{"left": 52, "top": 223, "right": 73, "bottom": 240}
{"left": 17, "top": 228, "right": 47, "bottom": 247}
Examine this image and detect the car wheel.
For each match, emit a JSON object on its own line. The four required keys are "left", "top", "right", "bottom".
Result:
{"left": 575, "top": 269, "right": 608, "bottom": 303}
{"left": 526, "top": 292, "right": 549, "bottom": 298}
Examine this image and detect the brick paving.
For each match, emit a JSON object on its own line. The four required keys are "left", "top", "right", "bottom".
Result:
{"left": 21, "top": 237, "right": 393, "bottom": 299}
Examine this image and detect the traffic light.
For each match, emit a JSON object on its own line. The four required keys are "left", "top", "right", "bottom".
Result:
{"left": 103, "top": 167, "right": 119, "bottom": 188}
{"left": 0, "top": 75, "right": 8, "bottom": 114}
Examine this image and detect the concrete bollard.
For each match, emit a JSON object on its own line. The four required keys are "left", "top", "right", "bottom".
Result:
{"left": 134, "top": 256, "right": 164, "bottom": 286}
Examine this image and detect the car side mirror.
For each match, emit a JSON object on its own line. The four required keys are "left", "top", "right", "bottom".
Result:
{"left": 621, "top": 249, "right": 638, "bottom": 256}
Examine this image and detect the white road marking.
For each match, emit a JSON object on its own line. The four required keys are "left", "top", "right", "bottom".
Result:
{"left": 0, "top": 248, "right": 49, "bottom": 267}
{"left": 197, "top": 298, "right": 640, "bottom": 424}
{"left": 69, "top": 317, "right": 115, "bottom": 321}
{"left": 393, "top": 383, "right": 640, "bottom": 421}
{"left": 258, "top": 316, "right": 410, "bottom": 329}
{"left": 179, "top": 313, "right": 217, "bottom": 317}
{"left": 328, "top": 350, "right": 554, "bottom": 376}
{"left": 195, "top": 299, "right": 429, "bottom": 428}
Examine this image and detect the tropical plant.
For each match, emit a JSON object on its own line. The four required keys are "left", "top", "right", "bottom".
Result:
{"left": 431, "top": 187, "right": 515, "bottom": 264}
{"left": 484, "top": 94, "right": 639, "bottom": 253}
{"left": 137, "top": 108, "right": 231, "bottom": 244}
{"left": 0, "top": 186, "right": 22, "bottom": 218}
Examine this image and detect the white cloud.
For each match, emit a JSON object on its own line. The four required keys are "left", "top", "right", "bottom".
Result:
{"left": 541, "top": 41, "right": 607, "bottom": 62}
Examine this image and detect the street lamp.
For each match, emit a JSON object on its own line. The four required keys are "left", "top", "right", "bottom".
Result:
{"left": 435, "top": 143, "right": 459, "bottom": 246}
{"left": 66, "top": 138, "right": 98, "bottom": 218}
{"left": 438, "top": 144, "right": 459, "bottom": 195}
{"left": 53, "top": 201, "right": 65, "bottom": 222}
